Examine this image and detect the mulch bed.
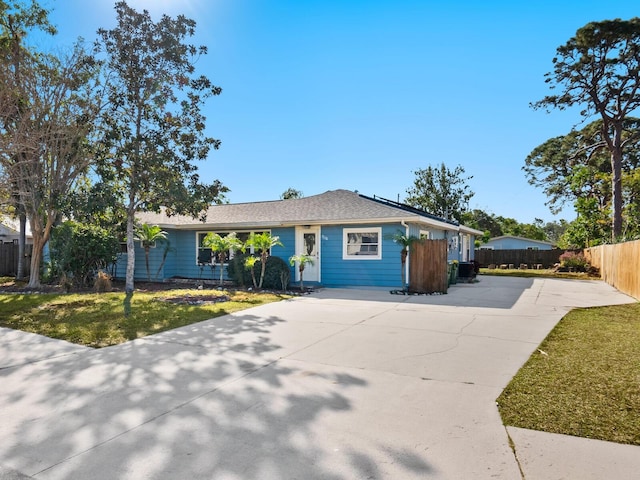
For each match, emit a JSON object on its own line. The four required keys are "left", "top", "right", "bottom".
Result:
{"left": 159, "top": 294, "right": 231, "bottom": 305}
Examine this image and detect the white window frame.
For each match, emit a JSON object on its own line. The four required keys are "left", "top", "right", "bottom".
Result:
{"left": 419, "top": 230, "right": 430, "bottom": 239}
{"left": 343, "top": 227, "right": 382, "bottom": 260}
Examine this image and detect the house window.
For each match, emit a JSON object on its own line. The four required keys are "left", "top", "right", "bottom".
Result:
{"left": 196, "top": 230, "right": 266, "bottom": 264}
{"left": 343, "top": 227, "right": 382, "bottom": 260}
{"left": 527, "top": 246, "right": 540, "bottom": 250}
{"left": 419, "top": 230, "right": 430, "bottom": 239}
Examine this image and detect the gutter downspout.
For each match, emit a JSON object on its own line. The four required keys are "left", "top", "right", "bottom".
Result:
{"left": 401, "top": 221, "right": 409, "bottom": 289}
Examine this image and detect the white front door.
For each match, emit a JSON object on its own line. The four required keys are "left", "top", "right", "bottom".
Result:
{"left": 462, "top": 234, "right": 470, "bottom": 262}
{"left": 295, "top": 226, "right": 320, "bottom": 283}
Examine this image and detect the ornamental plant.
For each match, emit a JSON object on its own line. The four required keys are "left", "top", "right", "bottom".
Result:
{"left": 559, "top": 251, "right": 589, "bottom": 271}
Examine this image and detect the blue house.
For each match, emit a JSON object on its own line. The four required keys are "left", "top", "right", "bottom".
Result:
{"left": 480, "top": 235, "right": 554, "bottom": 250}
{"left": 119, "top": 189, "right": 482, "bottom": 288}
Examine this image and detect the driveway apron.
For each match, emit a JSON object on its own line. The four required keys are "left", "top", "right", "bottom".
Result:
{"left": 0, "top": 276, "right": 636, "bottom": 479}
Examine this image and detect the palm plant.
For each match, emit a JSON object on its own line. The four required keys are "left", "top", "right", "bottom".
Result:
{"left": 202, "top": 232, "right": 242, "bottom": 286}
{"left": 289, "top": 254, "right": 314, "bottom": 290}
{"left": 247, "top": 232, "right": 283, "bottom": 288}
{"left": 244, "top": 255, "right": 259, "bottom": 288}
{"left": 135, "top": 223, "right": 168, "bottom": 281}
{"left": 391, "top": 231, "right": 418, "bottom": 290}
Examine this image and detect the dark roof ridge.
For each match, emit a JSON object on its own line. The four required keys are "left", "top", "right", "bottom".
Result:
{"left": 361, "top": 194, "right": 460, "bottom": 227}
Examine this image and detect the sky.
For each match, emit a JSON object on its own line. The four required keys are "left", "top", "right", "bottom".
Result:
{"left": 36, "top": 0, "right": 640, "bottom": 224}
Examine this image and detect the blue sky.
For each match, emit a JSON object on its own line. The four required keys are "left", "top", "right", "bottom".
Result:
{"left": 40, "top": 0, "right": 639, "bottom": 223}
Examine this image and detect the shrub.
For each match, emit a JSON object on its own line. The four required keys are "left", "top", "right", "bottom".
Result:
{"left": 261, "top": 256, "right": 291, "bottom": 290}
{"left": 228, "top": 253, "right": 291, "bottom": 290}
{"left": 559, "top": 251, "right": 589, "bottom": 271}
{"left": 94, "top": 270, "right": 112, "bottom": 293}
{"left": 49, "top": 221, "right": 121, "bottom": 288}
{"left": 228, "top": 252, "right": 252, "bottom": 287}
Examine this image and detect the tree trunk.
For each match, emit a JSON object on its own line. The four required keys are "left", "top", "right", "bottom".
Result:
{"left": 400, "top": 249, "right": 408, "bottom": 290}
{"left": 26, "top": 235, "right": 44, "bottom": 289}
{"left": 219, "top": 254, "right": 225, "bottom": 286}
{"left": 144, "top": 247, "right": 151, "bottom": 281}
{"left": 259, "top": 255, "right": 267, "bottom": 288}
{"left": 611, "top": 148, "right": 623, "bottom": 240}
{"left": 26, "top": 213, "right": 55, "bottom": 289}
{"left": 299, "top": 265, "right": 304, "bottom": 290}
{"left": 16, "top": 213, "right": 26, "bottom": 280}
{"left": 125, "top": 209, "right": 135, "bottom": 293}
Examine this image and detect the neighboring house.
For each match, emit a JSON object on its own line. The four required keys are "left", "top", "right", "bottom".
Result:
{"left": 118, "top": 189, "right": 482, "bottom": 288}
{"left": 479, "top": 235, "right": 553, "bottom": 251}
{"left": 0, "top": 217, "right": 33, "bottom": 244}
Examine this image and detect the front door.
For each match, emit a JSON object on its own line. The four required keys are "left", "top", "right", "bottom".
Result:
{"left": 295, "top": 226, "right": 320, "bottom": 283}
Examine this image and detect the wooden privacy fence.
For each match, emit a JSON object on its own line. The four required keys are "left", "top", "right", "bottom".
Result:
{"left": 584, "top": 240, "right": 640, "bottom": 300}
{"left": 475, "top": 248, "right": 564, "bottom": 269}
{"left": 0, "top": 243, "right": 32, "bottom": 277}
{"left": 409, "top": 239, "right": 448, "bottom": 294}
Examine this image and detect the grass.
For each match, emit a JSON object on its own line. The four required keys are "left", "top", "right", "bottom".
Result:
{"left": 0, "top": 289, "right": 289, "bottom": 348}
{"left": 479, "top": 267, "right": 594, "bottom": 280}
{"left": 497, "top": 302, "right": 640, "bottom": 445}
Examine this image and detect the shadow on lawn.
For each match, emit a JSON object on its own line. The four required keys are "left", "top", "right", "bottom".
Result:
{"left": 0, "top": 309, "right": 435, "bottom": 479}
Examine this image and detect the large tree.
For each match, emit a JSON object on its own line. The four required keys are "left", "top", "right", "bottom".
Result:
{"left": 533, "top": 18, "right": 640, "bottom": 240}
{"left": 95, "top": 1, "right": 227, "bottom": 293}
{"left": 524, "top": 119, "right": 640, "bottom": 244}
{"left": 0, "top": 0, "right": 56, "bottom": 280}
{"left": 0, "top": 46, "right": 101, "bottom": 288}
{"left": 405, "top": 163, "right": 474, "bottom": 223}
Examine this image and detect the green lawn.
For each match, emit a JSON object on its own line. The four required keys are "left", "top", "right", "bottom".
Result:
{"left": 497, "top": 303, "right": 640, "bottom": 445}
{"left": 0, "top": 289, "right": 289, "bottom": 348}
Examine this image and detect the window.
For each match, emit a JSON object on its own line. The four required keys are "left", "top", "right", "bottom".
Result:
{"left": 196, "top": 230, "right": 266, "bottom": 264}
{"left": 343, "top": 227, "right": 382, "bottom": 260}
{"left": 526, "top": 246, "right": 540, "bottom": 250}
{"left": 419, "top": 230, "right": 430, "bottom": 239}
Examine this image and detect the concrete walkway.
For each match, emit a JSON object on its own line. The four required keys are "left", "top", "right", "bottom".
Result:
{"left": 0, "top": 276, "right": 638, "bottom": 479}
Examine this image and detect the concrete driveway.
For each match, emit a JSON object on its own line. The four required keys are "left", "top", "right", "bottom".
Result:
{"left": 0, "top": 276, "right": 637, "bottom": 479}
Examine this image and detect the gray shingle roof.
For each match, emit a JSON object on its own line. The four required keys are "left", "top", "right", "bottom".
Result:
{"left": 137, "top": 189, "right": 480, "bottom": 233}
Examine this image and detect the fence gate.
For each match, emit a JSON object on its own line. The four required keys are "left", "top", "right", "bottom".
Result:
{"left": 409, "top": 239, "right": 448, "bottom": 294}
{"left": 0, "top": 243, "right": 32, "bottom": 277}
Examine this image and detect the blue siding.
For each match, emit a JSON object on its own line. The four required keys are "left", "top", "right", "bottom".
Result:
{"left": 320, "top": 223, "right": 403, "bottom": 288}
{"left": 120, "top": 227, "right": 298, "bottom": 284}
{"left": 115, "top": 236, "right": 175, "bottom": 281}
{"left": 271, "top": 227, "right": 296, "bottom": 282}
{"left": 123, "top": 222, "right": 475, "bottom": 289}
{"left": 485, "top": 237, "right": 553, "bottom": 250}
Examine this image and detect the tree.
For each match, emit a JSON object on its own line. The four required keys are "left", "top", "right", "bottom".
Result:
{"left": 542, "top": 220, "right": 570, "bottom": 244}
{"left": 524, "top": 119, "right": 640, "bottom": 244}
{"left": 95, "top": 1, "right": 227, "bottom": 294}
{"left": 288, "top": 254, "right": 314, "bottom": 290}
{"left": 533, "top": 18, "right": 640, "bottom": 239}
{"left": 405, "top": 163, "right": 474, "bottom": 222}
{"left": 202, "top": 232, "right": 242, "bottom": 286}
{"left": 0, "top": 44, "right": 101, "bottom": 288}
{"left": 134, "top": 223, "right": 167, "bottom": 281}
{"left": 281, "top": 188, "right": 303, "bottom": 200}
{"left": 390, "top": 231, "right": 418, "bottom": 290}
{"left": 461, "top": 209, "right": 503, "bottom": 238}
{"left": 0, "top": 0, "right": 56, "bottom": 281}
{"left": 247, "top": 232, "right": 283, "bottom": 288}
